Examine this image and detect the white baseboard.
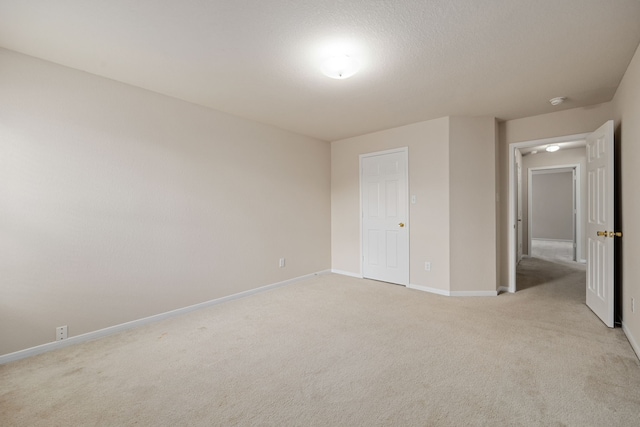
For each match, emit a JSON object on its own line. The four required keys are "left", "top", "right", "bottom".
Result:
{"left": 0, "top": 270, "right": 331, "bottom": 365}
{"left": 622, "top": 322, "right": 640, "bottom": 362}
{"left": 498, "top": 286, "right": 510, "bottom": 294}
{"left": 407, "top": 284, "right": 450, "bottom": 296}
{"left": 450, "top": 290, "right": 498, "bottom": 297}
{"left": 407, "top": 284, "right": 497, "bottom": 297}
{"left": 331, "top": 269, "right": 363, "bottom": 279}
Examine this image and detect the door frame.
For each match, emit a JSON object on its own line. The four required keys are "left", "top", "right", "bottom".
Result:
{"left": 359, "top": 147, "right": 410, "bottom": 283}
{"left": 527, "top": 164, "right": 582, "bottom": 262}
{"left": 508, "top": 133, "right": 588, "bottom": 293}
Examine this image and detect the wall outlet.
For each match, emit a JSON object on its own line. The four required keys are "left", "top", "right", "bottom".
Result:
{"left": 632, "top": 297, "right": 635, "bottom": 313}
{"left": 425, "top": 262, "right": 431, "bottom": 271}
{"left": 56, "top": 325, "right": 68, "bottom": 341}
{"left": 279, "top": 258, "right": 285, "bottom": 268}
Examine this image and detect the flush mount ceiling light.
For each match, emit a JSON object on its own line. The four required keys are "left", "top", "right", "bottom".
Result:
{"left": 546, "top": 145, "right": 560, "bottom": 152}
{"left": 321, "top": 55, "right": 360, "bottom": 79}
{"left": 549, "top": 96, "right": 567, "bottom": 106}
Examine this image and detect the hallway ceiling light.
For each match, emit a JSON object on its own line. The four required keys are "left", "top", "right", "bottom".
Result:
{"left": 546, "top": 145, "right": 560, "bottom": 152}
{"left": 321, "top": 55, "right": 360, "bottom": 79}
{"left": 549, "top": 96, "right": 567, "bottom": 106}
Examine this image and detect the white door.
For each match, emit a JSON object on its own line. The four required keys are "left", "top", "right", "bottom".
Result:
{"left": 572, "top": 169, "right": 578, "bottom": 262}
{"left": 516, "top": 149, "right": 523, "bottom": 263}
{"left": 586, "top": 120, "right": 615, "bottom": 328}
{"left": 361, "top": 149, "right": 409, "bottom": 286}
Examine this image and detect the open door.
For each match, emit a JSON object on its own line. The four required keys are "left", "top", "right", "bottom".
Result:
{"left": 572, "top": 168, "right": 578, "bottom": 262}
{"left": 586, "top": 120, "right": 617, "bottom": 327}
{"left": 516, "top": 149, "right": 523, "bottom": 263}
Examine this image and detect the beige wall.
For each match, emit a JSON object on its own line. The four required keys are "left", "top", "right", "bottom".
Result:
{"left": 331, "top": 116, "right": 497, "bottom": 294}
{"left": 500, "top": 103, "right": 614, "bottom": 145}
{"left": 0, "top": 49, "right": 331, "bottom": 356}
{"left": 331, "top": 117, "right": 451, "bottom": 292}
{"left": 449, "top": 117, "right": 497, "bottom": 292}
{"left": 611, "top": 42, "right": 640, "bottom": 354}
{"left": 498, "top": 102, "right": 613, "bottom": 287}
{"left": 521, "top": 148, "right": 587, "bottom": 257}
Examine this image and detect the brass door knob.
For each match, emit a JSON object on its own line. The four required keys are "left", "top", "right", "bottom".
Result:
{"left": 597, "top": 230, "right": 623, "bottom": 238}
{"left": 399, "top": 223, "right": 405, "bottom": 228}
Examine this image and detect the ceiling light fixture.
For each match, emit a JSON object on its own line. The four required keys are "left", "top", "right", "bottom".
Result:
{"left": 546, "top": 145, "right": 560, "bottom": 152}
{"left": 549, "top": 96, "right": 566, "bottom": 106}
{"left": 321, "top": 55, "right": 360, "bottom": 79}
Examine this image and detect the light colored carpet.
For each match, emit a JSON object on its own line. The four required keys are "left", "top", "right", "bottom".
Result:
{"left": 530, "top": 239, "right": 575, "bottom": 263}
{"left": 2, "top": 259, "right": 640, "bottom": 426}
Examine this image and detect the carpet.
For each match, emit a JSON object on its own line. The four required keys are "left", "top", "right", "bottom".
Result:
{"left": 1, "top": 258, "right": 639, "bottom": 426}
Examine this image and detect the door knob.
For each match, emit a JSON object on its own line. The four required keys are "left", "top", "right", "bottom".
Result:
{"left": 399, "top": 223, "right": 405, "bottom": 228}
{"left": 597, "top": 231, "right": 623, "bottom": 238}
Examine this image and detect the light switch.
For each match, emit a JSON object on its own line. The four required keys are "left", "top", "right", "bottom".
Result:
{"left": 411, "top": 195, "right": 417, "bottom": 204}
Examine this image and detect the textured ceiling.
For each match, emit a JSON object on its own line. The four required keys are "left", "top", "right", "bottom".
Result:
{"left": 1, "top": 0, "right": 640, "bottom": 141}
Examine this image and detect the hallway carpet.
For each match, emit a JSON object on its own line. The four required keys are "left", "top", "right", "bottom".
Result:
{"left": 2, "top": 259, "right": 639, "bottom": 426}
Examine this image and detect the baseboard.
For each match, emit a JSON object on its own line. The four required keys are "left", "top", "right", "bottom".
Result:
{"left": 0, "top": 270, "right": 331, "bottom": 365}
{"left": 407, "top": 284, "right": 497, "bottom": 297}
{"left": 331, "top": 269, "right": 363, "bottom": 279}
{"left": 407, "top": 284, "right": 450, "bottom": 296}
{"left": 449, "top": 290, "right": 498, "bottom": 297}
{"left": 622, "top": 321, "right": 640, "bottom": 362}
{"left": 498, "top": 286, "right": 510, "bottom": 294}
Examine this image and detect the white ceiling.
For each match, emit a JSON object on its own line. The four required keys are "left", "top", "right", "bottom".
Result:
{"left": 1, "top": 0, "right": 640, "bottom": 141}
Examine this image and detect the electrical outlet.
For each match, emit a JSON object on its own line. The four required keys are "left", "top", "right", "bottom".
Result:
{"left": 632, "top": 297, "right": 635, "bottom": 313}
{"left": 279, "top": 258, "right": 285, "bottom": 268}
{"left": 425, "top": 262, "right": 431, "bottom": 271}
{"left": 56, "top": 325, "right": 68, "bottom": 341}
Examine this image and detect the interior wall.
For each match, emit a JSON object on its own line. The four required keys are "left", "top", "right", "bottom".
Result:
{"left": 331, "top": 117, "right": 451, "bottom": 292}
{"left": 449, "top": 117, "right": 497, "bottom": 292}
{"left": 331, "top": 116, "right": 498, "bottom": 294}
{"left": 611, "top": 41, "right": 640, "bottom": 355}
{"left": 521, "top": 147, "right": 586, "bottom": 256}
{"left": 0, "top": 48, "right": 331, "bottom": 356}
{"left": 498, "top": 102, "right": 613, "bottom": 287}
{"left": 531, "top": 171, "right": 574, "bottom": 241}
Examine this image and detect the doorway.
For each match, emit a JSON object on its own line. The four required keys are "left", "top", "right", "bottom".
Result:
{"left": 508, "top": 133, "right": 588, "bottom": 293}
{"left": 528, "top": 165, "right": 581, "bottom": 263}
{"left": 508, "top": 121, "right": 616, "bottom": 328}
